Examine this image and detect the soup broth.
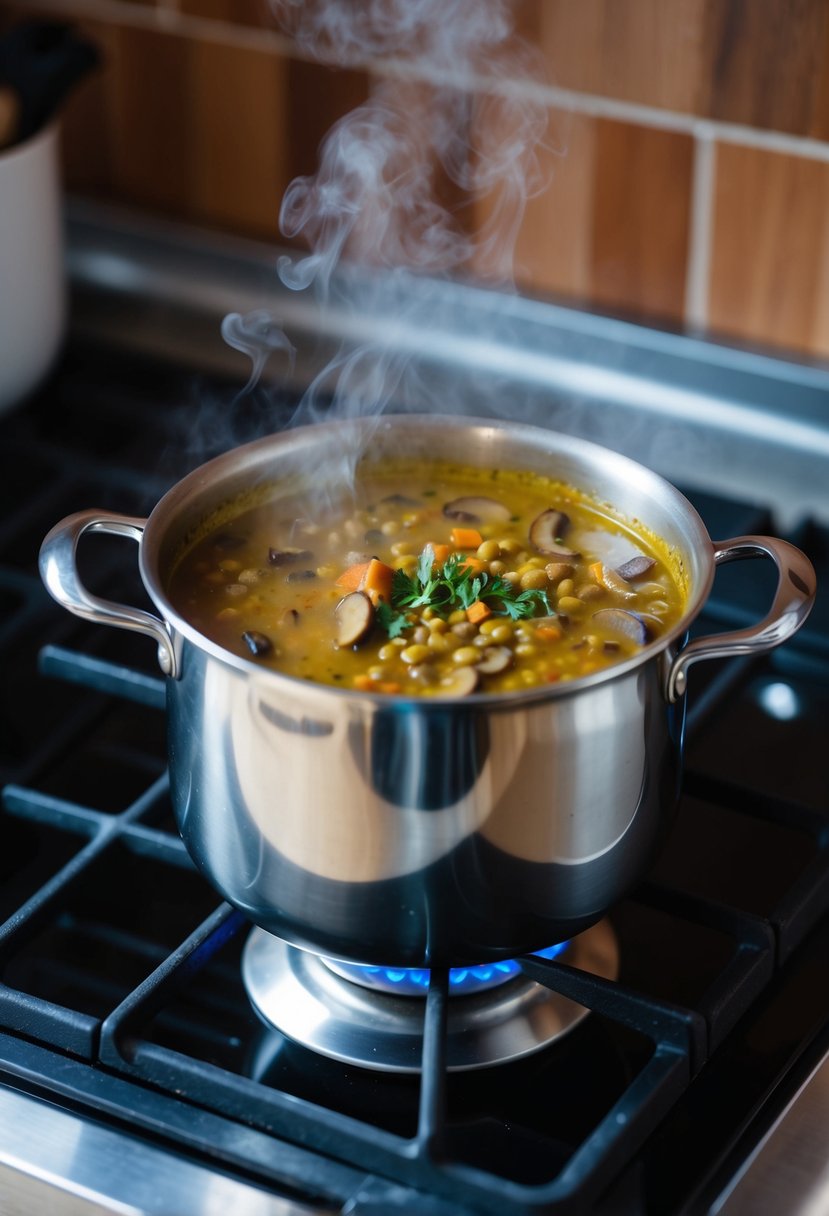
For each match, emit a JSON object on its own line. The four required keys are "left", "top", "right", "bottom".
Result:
{"left": 166, "top": 460, "right": 687, "bottom": 696}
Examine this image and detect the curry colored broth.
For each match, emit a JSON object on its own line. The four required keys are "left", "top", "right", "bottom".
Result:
{"left": 166, "top": 462, "right": 687, "bottom": 695}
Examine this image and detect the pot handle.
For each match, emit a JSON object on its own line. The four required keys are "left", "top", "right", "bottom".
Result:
{"left": 666, "top": 534, "right": 816, "bottom": 702}
{"left": 39, "top": 509, "right": 178, "bottom": 678}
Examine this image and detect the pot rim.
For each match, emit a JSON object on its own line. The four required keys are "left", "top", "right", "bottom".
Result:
{"left": 140, "top": 414, "right": 714, "bottom": 705}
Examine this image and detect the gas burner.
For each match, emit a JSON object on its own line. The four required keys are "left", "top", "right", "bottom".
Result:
{"left": 242, "top": 922, "right": 618, "bottom": 1073}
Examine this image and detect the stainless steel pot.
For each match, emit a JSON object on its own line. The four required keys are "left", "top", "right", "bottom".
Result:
{"left": 39, "top": 417, "right": 816, "bottom": 966}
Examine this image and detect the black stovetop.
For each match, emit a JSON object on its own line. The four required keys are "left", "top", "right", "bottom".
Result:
{"left": 0, "top": 341, "right": 827, "bottom": 1215}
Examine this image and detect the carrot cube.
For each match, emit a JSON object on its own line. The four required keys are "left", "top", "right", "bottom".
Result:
{"left": 450, "top": 527, "right": 483, "bottom": 550}
{"left": 336, "top": 560, "right": 371, "bottom": 591}
{"left": 428, "top": 543, "right": 450, "bottom": 565}
{"left": 360, "top": 557, "right": 395, "bottom": 605}
{"left": 466, "top": 601, "right": 492, "bottom": 624}
{"left": 458, "top": 555, "right": 486, "bottom": 575}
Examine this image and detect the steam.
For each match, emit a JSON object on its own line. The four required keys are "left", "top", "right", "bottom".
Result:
{"left": 222, "top": 0, "right": 557, "bottom": 478}
{"left": 221, "top": 310, "right": 295, "bottom": 393}
{"left": 272, "top": 0, "right": 551, "bottom": 296}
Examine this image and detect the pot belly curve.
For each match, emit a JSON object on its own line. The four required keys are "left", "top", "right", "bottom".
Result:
{"left": 167, "top": 644, "right": 683, "bottom": 967}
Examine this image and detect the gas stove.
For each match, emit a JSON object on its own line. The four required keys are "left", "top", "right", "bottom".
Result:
{"left": 0, "top": 205, "right": 828, "bottom": 1215}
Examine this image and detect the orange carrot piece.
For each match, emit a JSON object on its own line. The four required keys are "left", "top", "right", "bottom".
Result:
{"left": 428, "top": 543, "right": 450, "bottom": 565}
{"left": 466, "top": 600, "right": 492, "bottom": 624}
{"left": 450, "top": 527, "right": 483, "bottom": 550}
{"left": 336, "top": 560, "right": 371, "bottom": 591}
{"left": 378, "top": 681, "right": 401, "bottom": 694}
{"left": 361, "top": 557, "right": 395, "bottom": 605}
{"left": 353, "top": 674, "right": 373, "bottom": 691}
{"left": 588, "top": 561, "right": 605, "bottom": 585}
{"left": 458, "top": 555, "right": 486, "bottom": 574}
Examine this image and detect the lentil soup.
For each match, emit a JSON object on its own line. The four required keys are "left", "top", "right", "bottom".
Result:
{"left": 166, "top": 460, "right": 687, "bottom": 696}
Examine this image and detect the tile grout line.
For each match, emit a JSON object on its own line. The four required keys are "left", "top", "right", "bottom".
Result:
{"left": 684, "top": 133, "right": 716, "bottom": 332}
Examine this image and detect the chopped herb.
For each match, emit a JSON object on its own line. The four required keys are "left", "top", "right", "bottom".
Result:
{"left": 375, "top": 600, "right": 410, "bottom": 639}
{"left": 376, "top": 545, "right": 551, "bottom": 636}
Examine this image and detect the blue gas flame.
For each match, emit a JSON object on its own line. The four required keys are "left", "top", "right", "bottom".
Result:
{"left": 333, "top": 942, "right": 570, "bottom": 997}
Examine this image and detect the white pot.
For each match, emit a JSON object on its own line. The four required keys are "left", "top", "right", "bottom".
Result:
{"left": 0, "top": 123, "right": 66, "bottom": 414}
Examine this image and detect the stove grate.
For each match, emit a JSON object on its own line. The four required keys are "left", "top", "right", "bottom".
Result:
{"left": 1, "top": 640, "right": 824, "bottom": 1213}
{"left": 1, "top": 343, "right": 828, "bottom": 1213}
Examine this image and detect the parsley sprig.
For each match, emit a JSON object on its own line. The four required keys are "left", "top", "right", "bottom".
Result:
{"left": 375, "top": 545, "right": 551, "bottom": 637}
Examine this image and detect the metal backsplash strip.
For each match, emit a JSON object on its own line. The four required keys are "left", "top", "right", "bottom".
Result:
{"left": 66, "top": 201, "right": 829, "bottom": 528}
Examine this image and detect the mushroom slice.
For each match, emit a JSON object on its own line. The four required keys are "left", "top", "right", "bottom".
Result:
{"left": 443, "top": 496, "right": 512, "bottom": 524}
{"left": 595, "top": 565, "right": 637, "bottom": 600}
{"left": 475, "top": 646, "right": 513, "bottom": 676}
{"left": 242, "top": 630, "right": 274, "bottom": 657}
{"left": 529, "top": 509, "right": 578, "bottom": 558}
{"left": 435, "top": 666, "right": 480, "bottom": 697}
{"left": 335, "top": 591, "right": 374, "bottom": 647}
{"left": 592, "top": 608, "right": 650, "bottom": 646}
{"left": 615, "top": 556, "right": 657, "bottom": 582}
{"left": 268, "top": 547, "right": 314, "bottom": 566}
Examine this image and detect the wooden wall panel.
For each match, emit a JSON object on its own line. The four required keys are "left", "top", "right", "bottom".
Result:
{"left": 508, "top": 111, "right": 595, "bottom": 299}
{"left": 107, "top": 24, "right": 193, "bottom": 214}
{"left": 55, "top": 18, "right": 119, "bottom": 196}
{"left": 1, "top": 0, "right": 829, "bottom": 356}
{"left": 590, "top": 120, "right": 693, "bottom": 322}
{"left": 701, "top": 0, "right": 829, "bottom": 136}
{"left": 528, "top": 0, "right": 709, "bottom": 114}
{"left": 497, "top": 114, "right": 693, "bottom": 324}
{"left": 188, "top": 37, "right": 286, "bottom": 235}
{"left": 709, "top": 144, "right": 829, "bottom": 355}
{"left": 178, "top": 0, "right": 273, "bottom": 26}
{"left": 525, "top": 0, "right": 829, "bottom": 136}
{"left": 284, "top": 58, "right": 370, "bottom": 184}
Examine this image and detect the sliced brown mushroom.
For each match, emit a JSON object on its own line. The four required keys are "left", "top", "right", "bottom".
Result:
{"left": 434, "top": 666, "right": 480, "bottom": 697}
{"left": 529, "top": 509, "right": 578, "bottom": 558}
{"left": 592, "top": 608, "right": 651, "bottom": 646}
{"left": 268, "top": 547, "right": 314, "bottom": 566}
{"left": 242, "top": 630, "right": 274, "bottom": 657}
{"left": 443, "top": 496, "right": 512, "bottom": 524}
{"left": 335, "top": 591, "right": 374, "bottom": 647}
{"left": 615, "top": 556, "right": 657, "bottom": 582}
{"left": 475, "top": 646, "right": 513, "bottom": 676}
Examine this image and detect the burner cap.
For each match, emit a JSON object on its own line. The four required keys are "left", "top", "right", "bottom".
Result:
{"left": 242, "top": 923, "right": 618, "bottom": 1073}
